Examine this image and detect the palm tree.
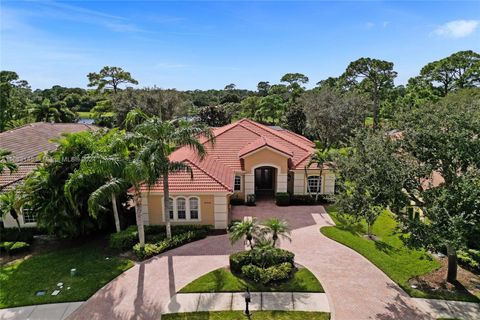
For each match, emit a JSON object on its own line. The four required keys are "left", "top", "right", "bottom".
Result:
{"left": 0, "top": 149, "right": 17, "bottom": 174}
{"left": 306, "top": 148, "right": 340, "bottom": 201}
{"left": 229, "top": 219, "right": 261, "bottom": 249}
{"left": 65, "top": 130, "right": 130, "bottom": 233}
{"left": 262, "top": 218, "right": 291, "bottom": 247}
{"left": 126, "top": 109, "right": 214, "bottom": 239}
{"left": 0, "top": 190, "right": 21, "bottom": 230}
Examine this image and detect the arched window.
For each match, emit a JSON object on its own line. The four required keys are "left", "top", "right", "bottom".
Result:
{"left": 307, "top": 176, "right": 322, "bottom": 193}
{"left": 189, "top": 197, "right": 199, "bottom": 220}
{"left": 168, "top": 198, "right": 174, "bottom": 220}
{"left": 177, "top": 198, "right": 186, "bottom": 220}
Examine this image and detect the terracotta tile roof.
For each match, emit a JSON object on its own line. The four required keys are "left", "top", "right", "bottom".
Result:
{"left": 238, "top": 136, "right": 294, "bottom": 158}
{"left": 148, "top": 118, "right": 316, "bottom": 193}
{"left": 0, "top": 122, "right": 97, "bottom": 163}
{"left": 0, "top": 163, "right": 37, "bottom": 191}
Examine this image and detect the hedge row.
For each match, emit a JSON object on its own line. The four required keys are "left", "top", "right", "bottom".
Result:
{"left": 458, "top": 249, "right": 480, "bottom": 273}
{"left": 229, "top": 248, "right": 294, "bottom": 274}
{"left": 0, "top": 228, "right": 36, "bottom": 244}
{"left": 133, "top": 229, "right": 209, "bottom": 260}
{"left": 241, "top": 262, "right": 293, "bottom": 284}
{"left": 0, "top": 241, "right": 30, "bottom": 255}
{"left": 109, "top": 225, "right": 212, "bottom": 251}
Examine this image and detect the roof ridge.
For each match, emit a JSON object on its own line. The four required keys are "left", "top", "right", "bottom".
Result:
{"left": 239, "top": 118, "right": 311, "bottom": 152}
{"left": 184, "top": 157, "right": 232, "bottom": 192}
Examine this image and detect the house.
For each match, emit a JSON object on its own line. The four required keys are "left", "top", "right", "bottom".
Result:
{"left": 138, "top": 118, "right": 335, "bottom": 230}
{"left": 0, "top": 122, "right": 96, "bottom": 228}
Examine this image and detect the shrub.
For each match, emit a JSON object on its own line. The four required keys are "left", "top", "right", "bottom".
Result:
{"left": 230, "top": 198, "right": 245, "bottom": 205}
{"left": 133, "top": 229, "right": 209, "bottom": 260}
{"left": 290, "top": 195, "right": 317, "bottom": 205}
{"left": 275, "top": 193, "right": 290, "bottom": 206}
{"left": 109, "top": 226, "right": 138, "bottom": 250}
{"left": 246, "top": 194, "right": 256, "bottom": 206}
{"left": 0, "top": 241, "right": 30, "bottom": 255}
{"left": 229, "top": 248, "right": 294, "bottom": 273}
{"left": 0, "top": 228, "right": 35, "bottom": 244}
{"left": 229, "top": 251, "right": 252, "bottom": 274}
{"left": 458, "top": 249, "right": 480, "bottom": 273}
{"left": 241, "top": 262, "right": 293, "bottom": 284}
{"left": 109, "top": 225, "right": 212, "bottom": 251}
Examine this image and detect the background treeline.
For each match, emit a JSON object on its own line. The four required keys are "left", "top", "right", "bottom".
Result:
{"left": 2, "top": 50, "right": 478, "bottom": 142}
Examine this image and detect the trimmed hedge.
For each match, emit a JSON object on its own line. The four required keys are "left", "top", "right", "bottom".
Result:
{"left": 275, "top": 193, "right": 290, "bottom": 206}
{"left": 241, "top": 262, "right": 293, "bottom": 284}
{"left": 229, "top": 248, "right": 295, "bottom": 274}
{"left": 133, "top": 229, "right": 209, "bottom": 260}
{"left": 0, "top": 241, "right": 30, "bottom": 255}
{"left": 290, "top": 195, "right": 333, "bottom": 205}
{"left": 230, "top": 198, "right": 245, "bottom": 206}
{"left": 0, "top": 228, "right": 35, "bottom": 244}
{"left": 109, "top": 225, "right": 212, "bottom": 251}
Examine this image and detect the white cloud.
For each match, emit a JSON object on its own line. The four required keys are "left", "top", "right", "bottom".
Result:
{"left": 434, "top": 20, "right": 479, "bottom": 38}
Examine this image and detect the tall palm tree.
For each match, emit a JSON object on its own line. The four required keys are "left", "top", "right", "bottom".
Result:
{"left": 306, "top": 148, "right": 340, "bottom": 201}
{"left": 262, "top": 218, "right": 291, "bottom": 247}
{"left": 0, "top": 190, "right": 21, "bottom": 230}
{"left": 65, "top": 130, "right": 130, "bottom": 233}
{"left": 229, "top": 219, "right": 261, "bottom": 249}
{"left": 0, "top": 149, "right": 17, "bottom": 174}
{"left": 126, "top": 109, "right": 214, "bottom": 239}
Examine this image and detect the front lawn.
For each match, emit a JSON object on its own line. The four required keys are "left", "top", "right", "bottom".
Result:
{"left": 0, "top": 244, "right": 133, "bottom": 308}
{"left": 179, "top": 267, "right": 323, "bottom": 293}
{"left": 321, "top": 207, "right": 479, "bottom": 302}
{"left": 163, "top": 311, "right": 330, "bottom": 319}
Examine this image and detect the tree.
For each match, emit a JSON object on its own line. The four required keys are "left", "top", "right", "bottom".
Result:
{"left": 285, "top": 104, "right": 306, "bottom": 135}
{"left": 0, "top": 149, "right": 17, "bottom": 174}
{"left": 65, "top": 130, "right": 130, "bottom": 233}
{"left": 30, "top": 99, "right": 77, "bottom": 123}
{"left": 255, "top": 95, "right": 287, "bottom": 125}
{"left": 393, "top": 90, "right": 480, "bottom": 281}
{"left": 87, "top": 66, "right": 138, "bottom": 94}
{"left": 257, "top": 81, "right": 271, "bottom": 96}
{"left": 335, "top": 130, "right": 411, "bottom": 237}
{"left": 229, "top": 219, "right": 261, "bottom": 249}
{"left": 0, "top": 190, "right": 21, "bottom": 230}
{"left": 281, "top": 73, "right": 309, "bottom": 101}
{"left": 127, "top": 110, "right": 214, "bottom": 239}
{"left": 0, "top": 71, "right": 33, "bottom": 132}
{"left": 262, "top": 218, "right": 291, "bottom": 247}
{"left": 197, "top": 105, "right": 231, "bottom": 127}
{"left": 342, "top": 58, "right": 397, "bottom": 129}
{"left": 420, "top": 50, "right": 480, "bottom": 96}
{"left": 301, "top": 87, "right": 367, "bottom": 149}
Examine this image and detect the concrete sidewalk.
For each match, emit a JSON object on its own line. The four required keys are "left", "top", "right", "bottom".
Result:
{"left": 0, "top": 302, "right": 83, "bottom": 320}
{"left": 163, "top": 292, "right": 330, "bottom": 314}
{"left": 414, "top": 298, "right": 480, "bottom": 320}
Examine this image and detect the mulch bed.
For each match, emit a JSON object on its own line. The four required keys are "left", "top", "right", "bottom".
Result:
{"left": 409, "top": 257, "right": 480, "bottom": 299}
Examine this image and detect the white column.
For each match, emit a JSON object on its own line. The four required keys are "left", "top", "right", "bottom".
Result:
{"left": 214, "top": 195, "right": 228, "bottom": 229}
{"left": 141, "top": 195, "right": 150, "bottom": 225}
{"left": 293, "top": 171, "right": 305, "bottom": 195}
{"left": 244, "top": 173, "right": 255, "bottom": 196}
{"left": 277, "top": 173, "right": 288, "bottom": 193}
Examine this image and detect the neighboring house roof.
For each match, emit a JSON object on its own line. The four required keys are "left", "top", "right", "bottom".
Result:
{"left": 142, "top": 118, "right": 317, "bottom": 193}
{"left": 0, "top": 122, "right": 97, "bottom": 191}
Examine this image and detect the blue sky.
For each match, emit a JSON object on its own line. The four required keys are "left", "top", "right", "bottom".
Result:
{"left": 1, "top": 1, "right": 479, "bottom": 90}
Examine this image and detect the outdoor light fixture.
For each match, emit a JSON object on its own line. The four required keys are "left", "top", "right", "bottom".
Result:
{"left": 244, "top": 287, "right": 251, "bottom": 316}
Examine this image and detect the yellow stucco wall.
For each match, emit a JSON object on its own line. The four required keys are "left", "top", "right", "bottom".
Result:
{"left": 147, "top": 194, "right": 216, "bottom": 225}
{"left": 243, "top": 148, "right": 289, "bottom": 173}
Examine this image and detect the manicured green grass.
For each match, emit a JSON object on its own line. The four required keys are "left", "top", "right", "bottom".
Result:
{"left": 321, "top": 207, "right": 479, "bottom": 302}
{"left": 162, "top": 311, "right": 330, "bottom": 320}
{"left": 77, "top": 111, "right": 115, "bottom": 118}
{"left": 0, "top": 244, "right": 134, "bottom": 308}
{"left": 179, "top": 267, "right": 323, "bottom": 293}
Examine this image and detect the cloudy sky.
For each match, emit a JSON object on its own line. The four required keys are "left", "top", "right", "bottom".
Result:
{"left": 1, "top": 1, "right": 479, "bottom": 90}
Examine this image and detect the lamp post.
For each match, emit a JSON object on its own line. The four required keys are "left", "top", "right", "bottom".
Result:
{"left": 244, "top": 287, "right": 251, "bottom": 316}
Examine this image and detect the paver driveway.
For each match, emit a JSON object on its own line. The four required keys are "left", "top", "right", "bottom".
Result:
{"left": 69, "top": 200, "right": 431, "bottom": 320}
{"left": 232, "top": 200, "right": 432, "bottom": 320}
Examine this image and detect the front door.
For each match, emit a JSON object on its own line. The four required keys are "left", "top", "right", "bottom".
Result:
{"left": 255, "top": 167, "right": 274, "bottom": 192}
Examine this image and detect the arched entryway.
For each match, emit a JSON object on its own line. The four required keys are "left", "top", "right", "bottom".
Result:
{"left": 254, "top": 166, "right": 277, "bottom": 197}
